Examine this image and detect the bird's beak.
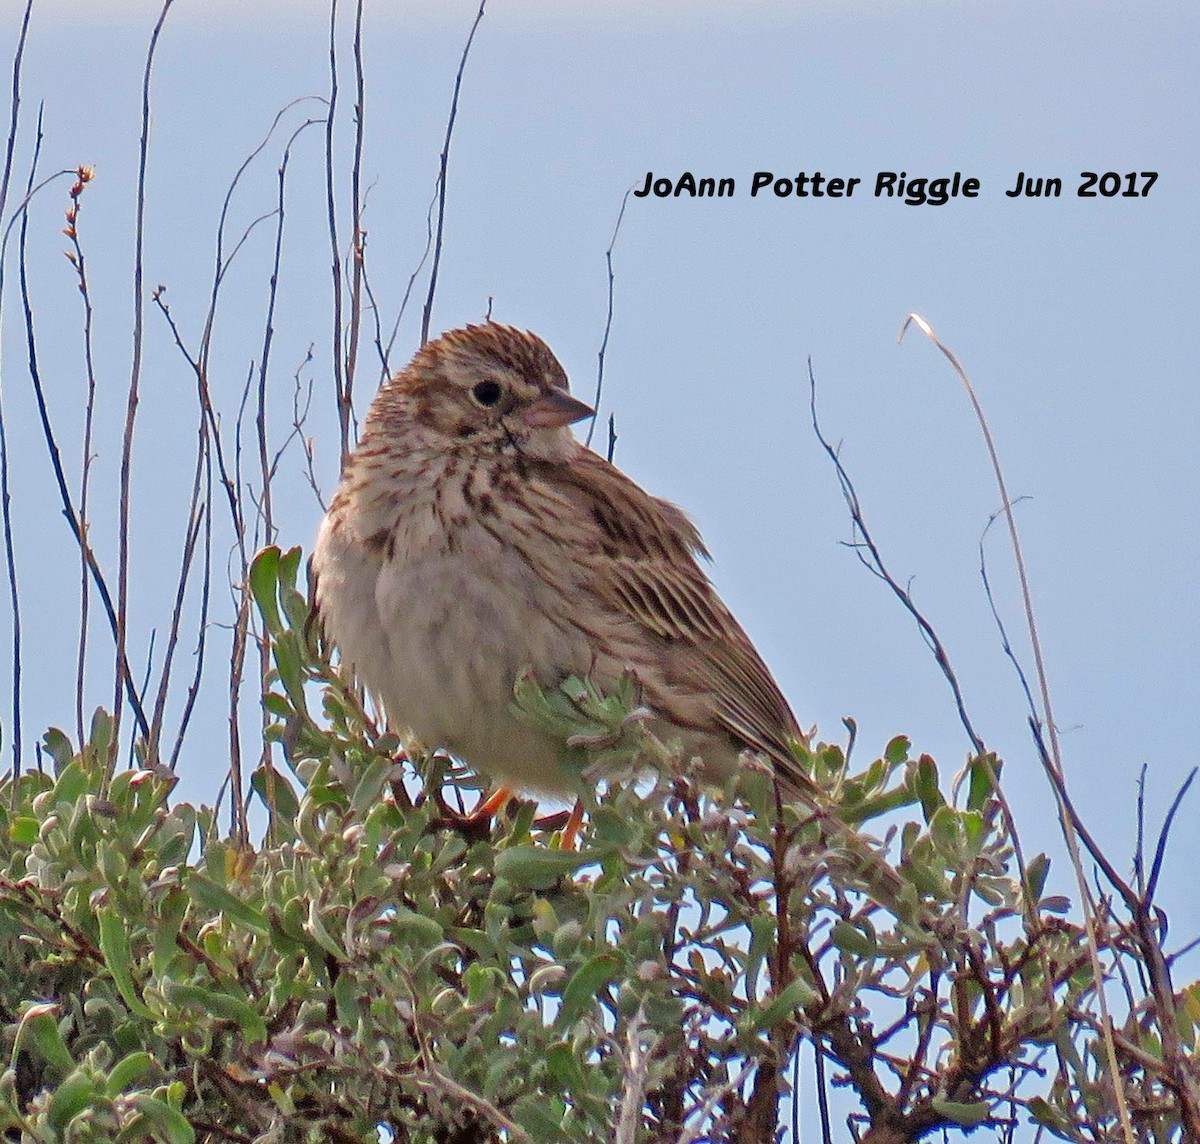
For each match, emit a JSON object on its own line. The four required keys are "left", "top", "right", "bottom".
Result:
{"left": 523, "top": 386, "right": 594, "bottom": 429}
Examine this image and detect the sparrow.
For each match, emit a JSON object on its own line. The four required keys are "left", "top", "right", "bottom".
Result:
{"left": 311, "top": 323, "right": 809, "bottom": 800}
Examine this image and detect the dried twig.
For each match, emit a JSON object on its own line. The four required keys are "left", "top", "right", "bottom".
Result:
{"left": 113, "top": 0, "right": 177, "bottom": 773}
{"left": 585, "top": 183, "right": 633, "bottom": 449}
{"left": 0, "top": 2, "right": 35, "bottom": 774}
{"left": 341, "top": 0, "right": 366, "bottom": 454}
{"left": 419, "top": 0, "right": 487, "bottom": 345}
{"left": 381, "top": 182, "right": 437, "bottom": 379}
{"left": 898, "top": 312, "right": 1139, "bottom": 1144}
{"left": 807, "top": 356, "right": 984, "bottom": 756}
{"left": 7, "top": 170, "right": 150, "bottom": 741}
{"left": 324, "top": 0, "right": 349, "bottom": 465}
{"left": 63, "top": 162, "right": 102, "bottom": 753}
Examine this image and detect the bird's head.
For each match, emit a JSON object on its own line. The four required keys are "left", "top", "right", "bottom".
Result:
{"left": 385, "top": 323, "right": 594, "bottom": 462}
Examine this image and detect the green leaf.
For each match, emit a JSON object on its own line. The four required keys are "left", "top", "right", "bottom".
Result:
{"left": 1025, "top": 852, "right": 1051, "bottom": 903}
{"left": 929, "top": 805, "right": 965, "bottom": 857}
{"left": 41, "top": 727, "right": 75, "bottom": 771}
{"left": 350, "top": 754, "right": 393, "bottom": 817}
{"left": 19, "top": 1005, "right": 75, "bottom": 1075}
{"left": 930, "top": 1097, "right": 991, "bottom": 1127}
{"left": 391, "top": 905, "right": 445, "bottom": 947}
{"left": 187, "top": 872, "right": 270, "bottom": 937}
{"left": 127, "top": 1094, "right": 196, "bottom": 1144}
{"left": 910, "top": 754, "right": 944, "bottom": 820}
{"left": 884, "top": 735, "right": 910, "bottom": 764}
{"left": 543, "top": 1041, "right": 586, "bottom": 1092}
{"left": 52, "top": 759, "right": 90, "bottom": 807}
{"left": 251, "top": 765, "right": 299, "bottom": 829}
{"left": 752, "top": 977, "right": 818, "bottom": 1032}
{"left": 105, "top": 1051, "right": 157, "bottom": 1096}
{"left": 272, "top": 633, "right": 309, "bottom": 713}
{"left": 744, "top": 913, "right": 775, "bottom": 992}
{"left": 98, "top": 908, "right": 155, "bottom": 1019}
{"left": 8, "top": 816, "right": 37, "bottom": 845}
{"left": 494, "top": 844, "right": 602, "bottom": 890}
{"left": 966, "top": 752, "right": 1001, "bottom": 811}
{"left": 168, "top": 982, "right": 267, "bottom": 1044}
{"left": 961, "top": 808, "right": 986, "bottom": 851}
{"left": 1028, "top": 1096, "right": 1071, "bottom": 1133}
{"left": 831, "top": 919, "right": 877, "bottom": 959}
{"left": 47, "top": 1071, "right": 96, "bottom": 1133}
{"left": 88, "top": 706, "right": 115, "bottom": 763}
{"left": 512, "top": 1092, "right": 567, "bottom": 1136}
{"left": 249, "top": 546, "right": 283, "bottom": 634}
{"left": 839, "top": 785, "right": 915, "bottom": 826}
{"left": 557, "top": 953, "right": 622, "bottom": 1028}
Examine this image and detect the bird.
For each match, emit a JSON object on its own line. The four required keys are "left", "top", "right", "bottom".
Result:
{"left": 311, "top": 322, "right": 810, "bottom": 806}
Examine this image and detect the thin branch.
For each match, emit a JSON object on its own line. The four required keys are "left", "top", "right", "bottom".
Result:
{"left": 410, "top": 1067, "right": 534, "bottom": 1144}
{"left": 0, "top": 0, "right": 33, "bottom": 222}
{"left": 1145, "top": 768, "right": 1197, "bottom": 905}
{"left": 898, "top": 312, "right": 1138, "bottom": 1144}
{"left": 807, "top": 357, "right": 985, "bottom": 756}
{"left": 341, "top": 0, "right": 366, "bottom": 453}
{"left": 585, "top": 183, "right": 633, "bottom": 448}
{"left": 613, "top": 1003, "right": 651, "bottom": 1144}
{"left": 148, "top": 450, "right": 206, "bottom": 755}
{"left": 419, "top": 0, "right": 487, "bottom": 346}
{"left": 114, "top": 0, "right": 177, "bottom": 772}
{"left": 1134, "top": 764, "right": 1148, "bottom": 897}
{"left": 170, "top": 436, "right": 213, "bottom": 769}
{"left": 324, "top": 0, "right": 348, "bottom": 465}
{"left": 6, "top": 172, "right": 150, "bottom": 741}
{"left": 254, "top": 118, "right": 322, "bottom": 549}
{"left": 382, "top": 181, "right": 437, "bottom": 378}
{"left": 676, "top": 1061, "right": 755, "bottom": 1144}
{"left": 0, "top": 16, "right": 38, "bottom": 772}
{"left": 978, "top": 502, "right": 1041, "bottom": 740}
{"left": 64, "top": 157, "right": 101, "bottom": 753}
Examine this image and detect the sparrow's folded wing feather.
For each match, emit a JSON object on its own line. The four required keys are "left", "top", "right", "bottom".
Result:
{"left": 528, "top": 449, "right": 809, "bottom": 791}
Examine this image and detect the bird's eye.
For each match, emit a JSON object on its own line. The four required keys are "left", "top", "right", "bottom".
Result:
{"left": 471, "top": 380, "right": 502, "bottom": 407}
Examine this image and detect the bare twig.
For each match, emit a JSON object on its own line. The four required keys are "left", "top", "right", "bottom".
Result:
{"left": 420, "top": 0, "right": 487, "bottom": 346}
{"left": 324, "top": 0, "right": 349, "bottom": 466}
{"left": 898, "top": 312, "right": 1138, "bottom": 1144}
{"left": 613, "top": 1003, "right": 651, "bottom": 1144}
{"left": 148, "top": 441, "right": 206, "bottom": 757}
{"left": 807, "top": 357, "right": 984, "bottom": 756}
{"left": 341, "top": 0, "right": 366, "bottom": 453}
{"left": 0, "top": 1, "right": 37, "bottom": 773}
{"left": 410, "top": 1067, "right": 533, "bottom": 1144}
{"left": 676, "top": 1060, "right": 755, "bottom": 1144}
{"left": 254, "top": 118, "right": 322, "bottom": 549}
{"left": 64, "top": 160, "right": 101, "bottom": 753}
{"left": 170, "top": 437, "right": 213, "bottom": 769}
{"left": 585, "top": 183, "right": 633, "bottom": 449}
{"left": 0, "top": 316, "right": 20, "bottom": 775}
{"left": 114, "top": 0, "right": 177, "bottom": 772}
{"left": 0, "top": 0, "right": 33, "bottom": 222}
{"left": 381, "top": 182, "right": 437, "bottom": 377}
{"left": 1145, "top": 768, "right": 1197, "bottom": 907}
{"left": 6, "top": 171, "right": 150, "bottom": 741}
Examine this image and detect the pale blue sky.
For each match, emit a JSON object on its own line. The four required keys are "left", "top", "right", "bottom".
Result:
{"left": 3, "top": 0, "right": 1197, "bottom": 965}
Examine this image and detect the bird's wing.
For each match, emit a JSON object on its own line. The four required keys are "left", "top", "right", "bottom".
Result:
{"left": 526, "top": 448, "right": 809, "bottom": 790}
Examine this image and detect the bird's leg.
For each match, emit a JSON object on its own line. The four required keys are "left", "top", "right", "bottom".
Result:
{"left": 428, "top": 783, "right": 513, "bottom": 842}
{"left": 469, "top": 785, "right": 514, "bottom": 821}
{"left": 534, "top": 798, "right": 585, "bottom": 850}
{"left": 560, "top": 799, "right": 586, "bottom": 849}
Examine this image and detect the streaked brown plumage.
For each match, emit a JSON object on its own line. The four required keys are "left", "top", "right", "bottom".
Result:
{"left": 312, "top": 322, "right": 810, "bottom": 797}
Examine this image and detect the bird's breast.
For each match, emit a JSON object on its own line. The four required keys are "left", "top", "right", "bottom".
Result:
{"left": 314, "top": 469, "right": 591, "bottom": 793}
